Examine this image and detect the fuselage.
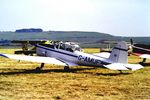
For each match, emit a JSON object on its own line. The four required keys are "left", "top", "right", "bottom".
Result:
{"left": 132, "top": 45, "right": 150, "bottom": 54}
{"left": 36, "top": 44, "right": 110, "bottom": 67}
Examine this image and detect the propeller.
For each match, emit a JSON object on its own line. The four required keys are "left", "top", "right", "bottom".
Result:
{"left": 130, "top": 38, "right": 133, "bottom": 45}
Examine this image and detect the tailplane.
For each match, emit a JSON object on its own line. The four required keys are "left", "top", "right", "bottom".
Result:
{"left": 108, "top": 41, "right": 128, "bottom": 64}
{"left": 104, "top": 63, "right": 143, "bottom": 71}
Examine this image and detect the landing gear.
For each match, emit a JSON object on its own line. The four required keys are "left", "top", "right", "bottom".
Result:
{"left": 35, "top": 63, "right": 45, "bottom": 72}
{"left": 35, "top": 67, "right": 41, "bottom": 71}
{"left": 139, "top": 58, "right": 146, "bottom": 65}
{"left": 64, "top": 66, "right": 70, "bottom": 71}
{"left": 119, "top": 70, "right": 123, "bottom": 74}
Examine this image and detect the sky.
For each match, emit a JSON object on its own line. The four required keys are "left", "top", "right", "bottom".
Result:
{"left": 0, "top": 0, "right": 149, "bottom": 36}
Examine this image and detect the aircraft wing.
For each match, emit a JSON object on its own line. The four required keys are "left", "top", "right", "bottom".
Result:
{"left": 93, "top": 52, "right": 110, "bottom": 59}
{"left": 104, "top": 63, "right": 143, "bottom": 71}
{"left": 139, "top": 54, "right": 150, "bottom": 59}
{"left": 0, "top": 54, "right": 66, "bottom": 66}
{"left": 131, "top": 52, "right": 150, "bottom": 59}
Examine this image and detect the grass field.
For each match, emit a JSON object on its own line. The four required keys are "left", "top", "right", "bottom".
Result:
{"left": 0, "top": 48, "right": 150, "bottom": 100}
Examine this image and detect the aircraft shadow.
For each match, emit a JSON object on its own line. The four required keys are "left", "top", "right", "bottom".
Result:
{"left": 0, "top": 67, "right": 96, "bottom": 75}
{"left": 95, "top": 72, "right": 131, "bottom": 76}
{"left": 140, "top": 63, "right": 150, "bottom": 67}
{"left": 81, "top": 71, "right": 131, "bottom": 76}
{"left": 0, "top": 67, "right": 131, "bottom": 76}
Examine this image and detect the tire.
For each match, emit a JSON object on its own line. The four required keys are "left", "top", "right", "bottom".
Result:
{"left": 35, "top": 67, "right": 41, "bottom": 72}
{"left": 64, "top": 66, "right": 70, "bottom": 71}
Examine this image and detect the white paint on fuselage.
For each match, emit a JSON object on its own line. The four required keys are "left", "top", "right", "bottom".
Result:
{"left": 36, "top": 45, "right": 78, "bottom": 64}
{"left": 36, "top": 45, "right": 110, "bottom": 67}
{"left": 75, "top": 51, "right": 110, "bottom": 66}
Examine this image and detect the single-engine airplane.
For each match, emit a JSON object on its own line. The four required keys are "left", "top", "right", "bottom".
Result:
{"left": 0, "top": 41, "right": 143, "bottom": 71}
{"left": 130, "top": 39, "right": 150, "bottom": 64}
{"left": 11, "top": 40, "right": 48, "bottom": 55}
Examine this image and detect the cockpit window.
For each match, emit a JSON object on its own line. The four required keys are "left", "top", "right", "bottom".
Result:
{"left": 59, "top": 42, "right": 81, "bottom": 52}
{"left": 40, "top": 41, "right": 82, "bottom": 52}
{"left": 75, "top": 47, "right": 81, "bottom": 51}
{"left": 66, "top": 48, "right": 74, "bottom": 52}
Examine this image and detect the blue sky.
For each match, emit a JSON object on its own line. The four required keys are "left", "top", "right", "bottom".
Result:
{"left": 0, "top": 0, "right": 149, "bottom": 36}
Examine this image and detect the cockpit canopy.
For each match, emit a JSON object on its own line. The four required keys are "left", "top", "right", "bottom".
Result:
{"left": 55, "top": 41, "right": 82, "bottom": 52}
{"left": 39, "top": 41, "right": 82, "bottom": 52}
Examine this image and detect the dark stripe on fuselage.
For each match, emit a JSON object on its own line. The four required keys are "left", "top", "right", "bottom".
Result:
{"left": 36, "top": 44, "right": 78, "bottom": 58}
{"left": 114, "top": 47, "right": 128, "bottom": 52}
{"left": 101, "top": 61, "right": 110, "bottom": 65}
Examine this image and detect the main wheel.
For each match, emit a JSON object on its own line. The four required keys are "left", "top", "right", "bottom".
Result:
{"left": 64, "top": 66, "right": 70, "bottom": 71}
{"left": 35, "top": 67, "right": 41, "bottom": 72}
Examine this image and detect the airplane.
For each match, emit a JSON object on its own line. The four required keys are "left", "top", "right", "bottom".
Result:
{"left": 11, "top": 40, "right": 49, "bottom": 55}
{"left": 0, "top": 41, "right": 143, "bottom": 72}
{"left": 130, "top": 39, "right": 150, "bottom": 64}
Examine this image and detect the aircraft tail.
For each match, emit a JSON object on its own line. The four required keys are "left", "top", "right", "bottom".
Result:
{"left": 108, "top": 41, "right": 128, "bottom": 64}
{"left": 105, "top": 41, "right": 143, "bottom": 71}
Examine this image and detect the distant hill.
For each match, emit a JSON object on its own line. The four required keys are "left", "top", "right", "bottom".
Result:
{"left": 0, "top": 31, "right": 149, "bottom": 47}
{"left": 16, "top": 28, "right": 43, "bottom": 32}
{"left": 0, "top": 31, "right": 114, "bottom": 41}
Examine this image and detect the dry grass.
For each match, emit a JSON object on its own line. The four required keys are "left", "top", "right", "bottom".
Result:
{"left": 0, "top": 48, "right": 150, "bottom": 100}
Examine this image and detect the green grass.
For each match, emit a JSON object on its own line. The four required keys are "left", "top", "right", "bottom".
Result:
{"left": 0, "top": 48, "right": 150, "bottom": 100}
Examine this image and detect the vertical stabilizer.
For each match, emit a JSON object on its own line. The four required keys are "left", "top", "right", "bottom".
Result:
{"left": 108, "top": 41, "right": 128, "bottom": 64}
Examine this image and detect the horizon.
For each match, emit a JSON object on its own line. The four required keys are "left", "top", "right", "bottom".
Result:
{"left": 0, "top": 0, "right": 149, "bottom": 36}
{"left": 1, "top": 29, "right": 150, "bottom": 37}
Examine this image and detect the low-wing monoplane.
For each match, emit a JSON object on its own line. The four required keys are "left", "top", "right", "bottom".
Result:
{"left": 0, "top": 41, "right": 143, "bottom": 71}
{"left": 130, "top": 39, "right": 150, "bottom": 64}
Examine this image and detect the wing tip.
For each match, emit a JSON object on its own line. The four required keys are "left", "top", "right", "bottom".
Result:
{"left": 0, "top": 54, "right": 9, "bottom": 58}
